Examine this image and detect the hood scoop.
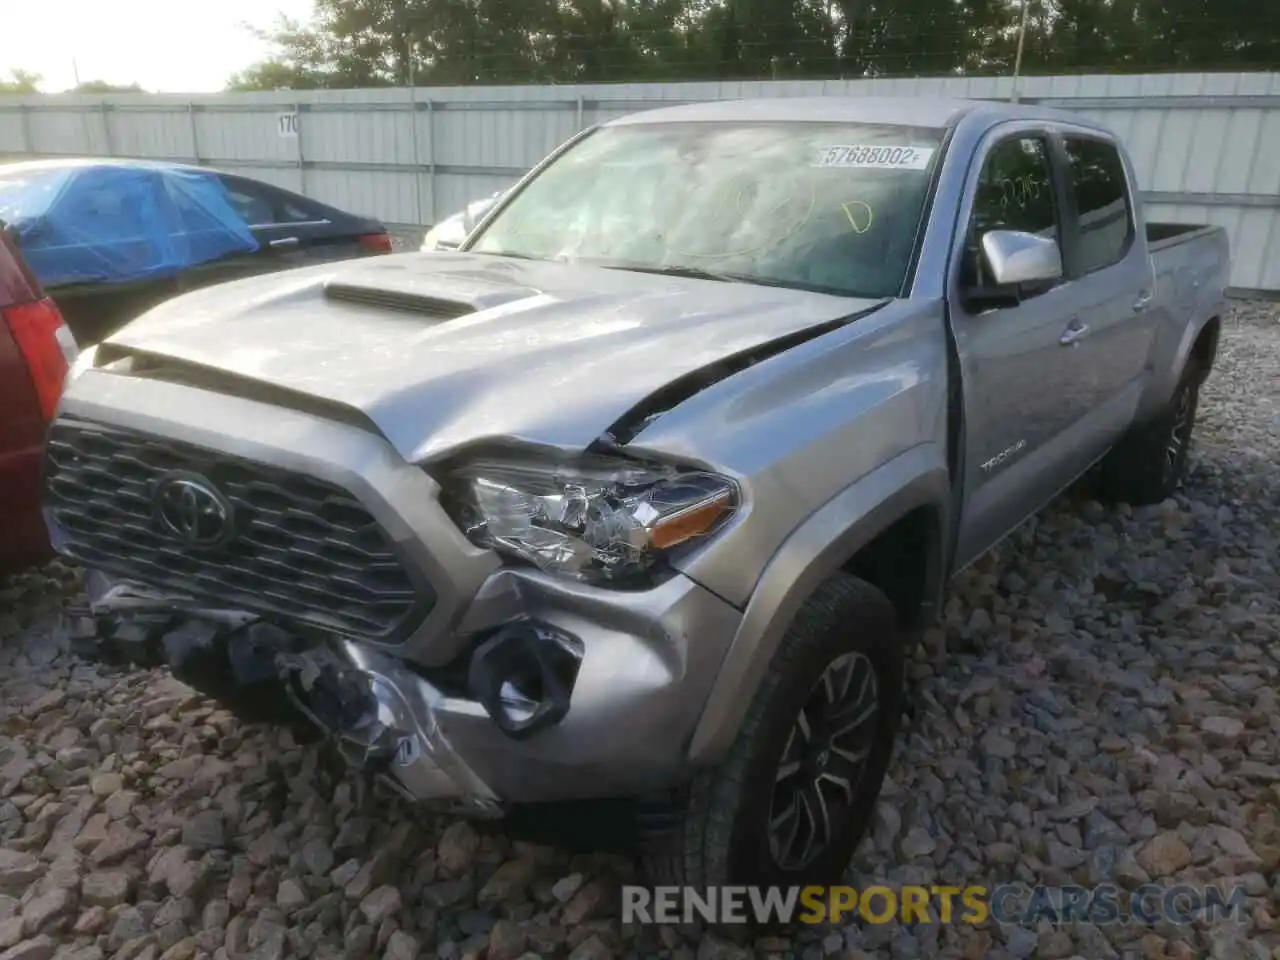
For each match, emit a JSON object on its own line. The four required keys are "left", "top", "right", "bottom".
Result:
{"left": 324, "top": 282, "right": 477, "bottom": 320}
{"left": 323, "top": 262, "right": 544, "bottom": 321}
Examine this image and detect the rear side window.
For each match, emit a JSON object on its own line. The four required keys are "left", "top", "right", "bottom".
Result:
{"left": 224, "top": 183, "right": 275, "bottom": 226}
{"left": 279, "top": 198, "right": 325, "bottom": 223}
{"left": 222, "top": 178, "right": 329, "bottom": 227}
{"left": 1063, "top": 137, "right": 1134, "bottom": 274}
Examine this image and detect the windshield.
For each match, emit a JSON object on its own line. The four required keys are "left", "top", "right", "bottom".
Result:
{"left": 467, "top": 121, "right": 945, "bottom": 298}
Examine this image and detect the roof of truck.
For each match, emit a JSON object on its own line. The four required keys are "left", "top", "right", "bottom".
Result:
{"left": 608, "top": 95, "right": 1111, "bottom": 134}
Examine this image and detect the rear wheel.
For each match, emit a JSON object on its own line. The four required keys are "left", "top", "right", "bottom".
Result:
{"left": 641, "top": 573, "right": 904, "bottom": 888}
{"left": 1097, "top": 363, "right": 1201, "bottom": 506}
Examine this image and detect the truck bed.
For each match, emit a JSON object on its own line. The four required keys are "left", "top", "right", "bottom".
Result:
{"left": 1147, "top": 221, "right": 1223, "bottom": 253}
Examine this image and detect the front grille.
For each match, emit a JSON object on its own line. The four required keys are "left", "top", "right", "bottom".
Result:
{"left": 44, "top": 418, "right": 431, "bottom": 638}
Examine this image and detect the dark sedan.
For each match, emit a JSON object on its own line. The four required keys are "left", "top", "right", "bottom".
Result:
{"left": 0, "top": 158, "right": 394, "bottom": 345}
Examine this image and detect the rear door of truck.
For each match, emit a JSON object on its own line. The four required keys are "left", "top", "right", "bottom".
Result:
{"left": 1052, "top": 131, "right": 1160, "bottom": 444}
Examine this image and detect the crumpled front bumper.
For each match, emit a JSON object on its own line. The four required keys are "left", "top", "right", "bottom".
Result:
{"left": 81, "top": 564, "right": 743, "bottom": 808}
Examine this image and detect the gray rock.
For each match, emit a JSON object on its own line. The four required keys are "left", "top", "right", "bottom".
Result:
{"left": 0, "top": 919, "right": 22, "bottom": 950}
{"left": 486, "top": 920, "right": 527, "bottom": 960}
{"left": 551, "top": 874, "right": 584, "bottom": 903}
{"left": 478, "top": 859, "right": 538, "bottom": 906}
{"left": 383, "top": 931, "right": 420, "bottom": 960}
{"left": 80, "top": 872, "right": 131, "bottom": 909}
{"left": 88, "top": 773, "right": 123, "bottom": 798}
{"left": 301, "top": 838, "right": 335, "bottom": 878}
{"left": 360, "top": 886, "right": 403, "bottom": 926}
{"left": 19, "top": 888, "right": 74, "bottom": 936}
{"left": 1135, "top": 832, "right": 1192, "bottom": 878}
{"left": 0, "top": 936, "right": 56, "bottom": 960}
{"left": 898, "top": 827, "right": 937, "bottom": 860}
{"left": 568, "top": 937, "right": 613, "bottom": 960}
{"left": 1000, "top": 926, "right": 1038, "bottom": 959}
{"left": 0, "top": 853, "right": 41, "bottom": 894}
{"left": 276, "top": 878, "right": 309, "bottom": 913}
{"left": 106, "top": 908, "right": 148, "bottom": 952}
{"left": 436, "top": 823, "right": 478, "bottom": 878}
{"left": 179, "top": 811, "right": 225, "bottom": 852}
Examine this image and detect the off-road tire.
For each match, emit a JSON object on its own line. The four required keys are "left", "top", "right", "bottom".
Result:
{"left": 1097, "top": 362, "right": 1202, "bottom": 506}
{"left": 640, "top": 572, "right": 905, "bottom": 889}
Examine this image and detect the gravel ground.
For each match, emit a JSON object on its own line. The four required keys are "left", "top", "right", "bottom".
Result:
{"left": 1, "top": 300, "right": 1278, "bottom": 960}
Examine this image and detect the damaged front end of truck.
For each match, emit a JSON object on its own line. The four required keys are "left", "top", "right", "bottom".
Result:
{"left": 67, "top": 568, "right": 593, "bottom": 819}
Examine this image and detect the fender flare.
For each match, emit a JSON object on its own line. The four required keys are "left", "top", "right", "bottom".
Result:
{"left": 685, "top": 444, "right": 951, "bottom": 764}
{"left": 1139, "top": 307, "right": 1223, "bottom": 425}
{"left": 1172, "top": 308, "right": 1223, "bottom": 386}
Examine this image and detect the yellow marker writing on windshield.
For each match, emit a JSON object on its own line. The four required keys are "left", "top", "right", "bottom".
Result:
{"left": 841, "top": 201, "right": 874, "bottom": 234}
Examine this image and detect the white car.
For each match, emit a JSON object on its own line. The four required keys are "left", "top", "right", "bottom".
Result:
{"left": 420, "top": 192, "right": 504, "bottom": 251}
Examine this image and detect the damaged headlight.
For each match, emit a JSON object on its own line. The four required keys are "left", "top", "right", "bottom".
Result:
{"left": 450, "top": 458, "right": 738, "bottom": 584}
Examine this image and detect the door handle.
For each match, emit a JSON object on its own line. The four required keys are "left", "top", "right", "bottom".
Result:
{"left": 269, "top": 237, "right": 300, "bottom": 248}
{"left": 1059, "top": 321, "right": 1090, "bottom": 347}
{"left": 1132, "top": 291, "right": 1152, "bottom": 311}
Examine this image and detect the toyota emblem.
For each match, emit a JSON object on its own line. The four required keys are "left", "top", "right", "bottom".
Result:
{"left": 154, "top": 473, "right": 234, "bottom": 546}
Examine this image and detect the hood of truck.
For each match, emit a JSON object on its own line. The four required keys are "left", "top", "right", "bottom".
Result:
{"left": 101, "top": 251, "right": 884, "bottom": 462}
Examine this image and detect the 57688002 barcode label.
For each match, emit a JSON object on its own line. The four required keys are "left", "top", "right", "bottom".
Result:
{"left": 812, "top": 144, "right": 936, "bottom": 170}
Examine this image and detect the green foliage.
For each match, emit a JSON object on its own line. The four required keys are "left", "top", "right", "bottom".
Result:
{"left": 73, "top": 81, "right": 146, "bottom": 94}
{"left": 229, "top": 0, "right": 1278, "bottom": 90}
{"left": 0, "top": 70, "right": 41, "bottom": 94}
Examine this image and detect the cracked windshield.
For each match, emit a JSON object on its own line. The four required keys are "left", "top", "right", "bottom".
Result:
{"left": 470, "top": 122, "right": 943, "bottom": 298}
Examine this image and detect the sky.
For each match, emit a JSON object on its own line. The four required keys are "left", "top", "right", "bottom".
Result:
{"left": 3, "top": 0, "right": 317, "bottom": 93}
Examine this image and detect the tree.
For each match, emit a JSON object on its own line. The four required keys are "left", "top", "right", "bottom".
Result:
{"left": 226, "top": 0, "right": 1280, "bottom": 90}
{"left": 0, "top": 70, "right": 41, "bottom": 95}
{"left": 72, "top": 80, "right": 145, "bottom": 94}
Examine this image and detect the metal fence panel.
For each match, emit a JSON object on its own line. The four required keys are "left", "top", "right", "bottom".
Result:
{"left": 1, "top": 72, "right": 1278, "bottom": 292}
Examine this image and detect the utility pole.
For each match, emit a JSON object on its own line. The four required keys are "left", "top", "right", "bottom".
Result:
{"left": 1011, "top": 0, "right": 1030, "bottom": 103}
{"left": 408, "top": 35, "right": 425, "bottom": 229}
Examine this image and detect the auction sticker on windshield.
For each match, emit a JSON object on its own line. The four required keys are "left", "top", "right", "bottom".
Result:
{"left": 813, "top": 145, "right": 936, "bottom": 170}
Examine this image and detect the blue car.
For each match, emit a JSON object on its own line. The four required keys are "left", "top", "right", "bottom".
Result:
{"left": 0, "top": 158, "right": 392, "bottom": 344}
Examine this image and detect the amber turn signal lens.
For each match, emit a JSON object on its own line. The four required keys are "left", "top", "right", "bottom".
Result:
{"left": 650, "top": 489, "right": 735, "bottom": 550}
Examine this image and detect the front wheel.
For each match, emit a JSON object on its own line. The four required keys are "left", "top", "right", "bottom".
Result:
{"left": 641, "top": 573, "right": 905, "bottom": 889}
{"left": 1096, "top": 363, "right": 1202, "bottom": 506}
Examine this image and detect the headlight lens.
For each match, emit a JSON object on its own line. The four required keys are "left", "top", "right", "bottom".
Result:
{"left": 451, "top": 458, "right": 737, "bottom": 583}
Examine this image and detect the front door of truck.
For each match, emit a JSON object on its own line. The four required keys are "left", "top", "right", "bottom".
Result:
{"left": 948, "top": 127, "right": 1096, "bottom": 569}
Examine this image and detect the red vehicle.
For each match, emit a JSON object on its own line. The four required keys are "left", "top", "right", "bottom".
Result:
{"left": 0, "top": 221, "right": 78, "bottom": 574}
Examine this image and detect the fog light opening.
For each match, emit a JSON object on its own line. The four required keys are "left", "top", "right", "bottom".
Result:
{"left": 498, "top": 673, "right": 543, "bottom": 723}
{"left": 467, "top": 622, "right": 582, "bottom": 739}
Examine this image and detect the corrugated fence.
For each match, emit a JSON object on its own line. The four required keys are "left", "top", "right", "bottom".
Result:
{"left": 1, "top": 72, "right": 1278, "bottom": 294}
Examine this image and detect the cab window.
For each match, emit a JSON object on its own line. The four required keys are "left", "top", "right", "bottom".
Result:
{"left": 961, "top": 135, "right": 1059, "bottom": 294}
{"left": 1063, "top": 136, "right": 1134, "bottom": 274}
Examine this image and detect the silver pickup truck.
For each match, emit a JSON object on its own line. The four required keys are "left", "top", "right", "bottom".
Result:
{"left": 48, "top": 97, "right": 1228, "bottom": 889}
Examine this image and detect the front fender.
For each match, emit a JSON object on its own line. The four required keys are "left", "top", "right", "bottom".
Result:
{"left": 685, "top": 443, "right": 950, "bottom": 764}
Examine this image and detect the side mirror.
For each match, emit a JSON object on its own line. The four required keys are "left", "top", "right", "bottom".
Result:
{"left": 981, "top": 230, "right": 1062, "bottom": 286}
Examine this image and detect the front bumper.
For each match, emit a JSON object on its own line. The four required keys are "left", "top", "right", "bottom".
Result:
{"left": 84, "top": 565, "right": 741, "bottom": 805}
